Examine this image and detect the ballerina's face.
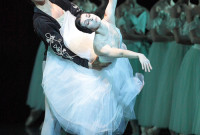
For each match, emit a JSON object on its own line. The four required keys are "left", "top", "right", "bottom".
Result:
{"left": 80, "top": 13, "right": 101, "bottom": 31}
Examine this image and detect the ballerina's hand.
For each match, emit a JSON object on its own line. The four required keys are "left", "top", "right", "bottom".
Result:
{"left": 89, "top": 56, "right": 111, "bottom": 71}
{"left": 138, "top": 54, "right": 152, "bottom": 72}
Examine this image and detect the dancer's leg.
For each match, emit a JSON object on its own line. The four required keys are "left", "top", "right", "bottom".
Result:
{"left": 41, "top": 98, "right": 61, "bottom": 135}
{"left": 169, "top": 130, "right": 178, "bottom": 135}
{"left": 147, "top": 126, "right": 160, "bottom": 135}
{"left": 130, "top": 120, "right": 140, "bottom": 135}
{"left": 140, "top": 127, "right": 148, "bottom": 135}
{"left": 25, "top": 108, "right": 43, "bottom": 126}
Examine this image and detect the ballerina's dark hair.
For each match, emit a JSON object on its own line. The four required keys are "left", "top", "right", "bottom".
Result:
{"left": 75, "top": 12, "right": 93, "bottom": 34}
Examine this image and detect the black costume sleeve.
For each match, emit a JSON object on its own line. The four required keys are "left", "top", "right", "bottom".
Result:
{"left": 34, "top": 16, "right": 89, "bottom": 68}
{"left": 61, "top": 0, "right": 83, "bottom": 16}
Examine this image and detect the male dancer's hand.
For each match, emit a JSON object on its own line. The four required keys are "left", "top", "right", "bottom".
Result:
{"left": 88, "top": 56, "right": 111, "bottom": 70}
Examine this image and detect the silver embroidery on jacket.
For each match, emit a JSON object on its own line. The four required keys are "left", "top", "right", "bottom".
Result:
{"left": 45, "top": 33, "right": 77, "bottom": 60}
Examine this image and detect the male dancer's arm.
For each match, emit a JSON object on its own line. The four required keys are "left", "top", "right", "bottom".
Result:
{"left": 34, "top": 17, "right": 89, "bottom": 68}
{"left": 38, "top": 0, "right": 109, "bottom": 69}
{"left": 65, "top": 1, "right": 84, "bottom": 16}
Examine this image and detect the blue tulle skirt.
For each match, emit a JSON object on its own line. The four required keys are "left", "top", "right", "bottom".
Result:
{"left": 42, "top": 50, "right": 144, "bottom": 135}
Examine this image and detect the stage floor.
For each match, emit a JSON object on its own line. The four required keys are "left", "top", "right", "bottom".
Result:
{"left": 0, "top": 123, "right": 170, "bottom": 135}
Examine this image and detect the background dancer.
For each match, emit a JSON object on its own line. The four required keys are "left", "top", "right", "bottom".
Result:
{"left": 169, "top": 0, "right": 200, "bottom": 134}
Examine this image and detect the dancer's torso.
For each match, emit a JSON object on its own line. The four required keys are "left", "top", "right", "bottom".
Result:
{"left": 94, "top": 20, "right": 122, "bottom": 63}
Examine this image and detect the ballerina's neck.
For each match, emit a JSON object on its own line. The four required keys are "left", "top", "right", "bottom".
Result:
{"left": 95, "top": 20, "right": 108, "bottom": 35}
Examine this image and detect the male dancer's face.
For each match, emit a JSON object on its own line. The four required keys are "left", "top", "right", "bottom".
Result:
{"left": 34, "top": 0, "right": 46, "bottom": 5}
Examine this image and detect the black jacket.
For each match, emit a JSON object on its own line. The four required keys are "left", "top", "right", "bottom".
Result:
{"left": 33, "top": 0, "right": 89, "bottom": 68}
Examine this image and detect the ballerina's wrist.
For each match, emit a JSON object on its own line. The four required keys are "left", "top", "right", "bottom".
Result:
{"left": 136, "top": 53, "right": 141, "bottom": 58}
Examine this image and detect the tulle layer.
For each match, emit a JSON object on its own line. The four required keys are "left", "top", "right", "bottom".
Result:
{"left": 42, "top": 50, "right": 144, "bottom": 135}
{"left": 152, "top": 42, "right": 190, "bottom": 128}
{"left": 27, "top": 42, "right": 45, "bottom": 110}
{"left": 169, "top": 46, "right": 200, "bottom": 134}
{"left": 135, "top": 41, "right": 171, "bottom": 126}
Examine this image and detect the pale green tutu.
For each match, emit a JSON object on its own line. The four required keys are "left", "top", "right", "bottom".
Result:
{"left": 169, "top": 45, "right": 200, "bottom": 134}
{"left": 135, "top": 41, "right": 170, "bottom": 126}
{"left": 26, "top": 42, "right": 45, "bottom": 110}
{"left": 151, "top": 42, "right": 190, "bottom": 128}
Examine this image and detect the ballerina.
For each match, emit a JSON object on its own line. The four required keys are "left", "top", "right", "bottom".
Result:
{"left": 43, "top": 0, "right": 151, "bottom": 134}
{"left": 135, "top": 0, "right": 175, "bottom": 134}
{"left": 116, "top": 0, "right": 150, "bottom": 74}
{"left": 25, "top": 41, "right": 45, "bottom": 129}
{"left": 75, "top": 0, "right": 152, "bottom": 72}
{"left": 169, "top": 0, "right": 200, "bottom": 134}
{"left": 115, "top": 0, "right": 151, "bottom": 134}
{"left": 149, "top": 0, "right": 194, "bottom": 134}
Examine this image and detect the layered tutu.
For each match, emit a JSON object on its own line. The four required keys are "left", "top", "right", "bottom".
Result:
{"left": 169, "top": 45, "right": 200, "bottom": 134}
{"left": 26, "top": 42, "right": 45, "bottom": 110}
{"left": 151, "top": 42, "right": 190, "bottom": 128}
{"left": 41, "top": 10, "right": 144, "bottom": 135}
{"left": 135, "top": 41, "right": 170, "bottom": 126}
{"left": 42, "top": 50, "right": 144, "bottom": 135}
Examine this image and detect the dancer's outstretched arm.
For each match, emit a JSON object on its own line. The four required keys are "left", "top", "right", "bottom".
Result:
{"left": 95, "top": 44, "right": 152, "bottom": 72}
{"left": 103, "top": 0, "right": 117, "bottom": 25}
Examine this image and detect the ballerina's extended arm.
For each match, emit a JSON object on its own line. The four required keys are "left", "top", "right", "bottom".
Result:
{"left": 103, "top": 0, "right": 117, "bottom": 25}
{"left": 95, "top": 43, "right": 152, "bottom": 72}
{"left": 96, "top": 0, "right": 152, "bottom": 72}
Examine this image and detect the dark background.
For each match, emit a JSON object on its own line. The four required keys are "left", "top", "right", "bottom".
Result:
{"left": 0, "top": 0, "right": 157, "bottom": 127}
